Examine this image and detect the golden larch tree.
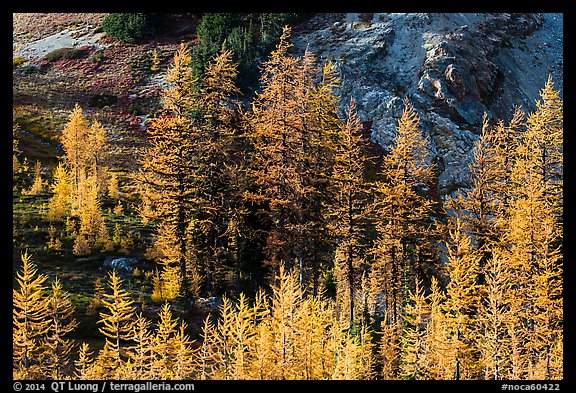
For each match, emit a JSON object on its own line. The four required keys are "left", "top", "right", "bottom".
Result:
{"left": 127, "top": 313, "right": 153, "bottom": 379}
{"left": 522, "top": 75, "right": 563, "bottom": 212}
{"left": 139, "top": 113, "right": 200, "bottom": 301}
{"left": 138, "top": 43, "right": 217, "bottom": 301}
{"left": 171, "top": 322, "right": 197, "bottom": 379}
{"left": 503, "top": 77, "right": 562, "bottom": 379}
{"left": 371, "top": 98, "right": 435, "bottom": 328}
{"left": 86, "top": 119, "right": 109, "bottom": 196}
{"left": 13, "top": 251, "right": 49, "bottom": 379}
{"left": 97, "top": 270, "right": 136, "bottom": 374}
{"left": 506, "top": 153, "right": 562, "bottom": 379}
{"left": 74, "top": 342, "right": 95, "bottom": 379}
{"left": 42, "top": 277, "right": 78, "bottom": 379}
{"left": 60, "top": 103, "right": 90, "bottom": 215}
{"left": 48, "top": 163, "right": 71, "bottom": 220}
{"left": 442, "top": 217, "right": 482, "bottom": 380}
{"left": 150, "top": 303, "right": 180, "bottom": 379}
{"left": 400, "top": 278, "right": 430, "bottom": 380}
{"left": 423, "top": 276, "right": 452, "bottom": 379}
{"left": 188, "top": 47, "right": 242, "bottom": 296}
{"left": 329, "top": 98, "right": 372, "bottom": 329}
{"left": 23, "top": 160, "right": 45, "bottom": 196}
{"left": 378, "top": 311, "right": 401, "bottom": 379}
{"left": 244, "top": 26, "right": 335, "bottom": 292}
{"left": 478, "top": 249, "right": 512, "bottom": 380}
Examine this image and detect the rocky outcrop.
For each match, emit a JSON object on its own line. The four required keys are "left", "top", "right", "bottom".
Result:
{"left": 291, "top": 13, "right": 563, "bottom": 197}
{"left": 418, "top": 13, "right": 543, "bottom": 126}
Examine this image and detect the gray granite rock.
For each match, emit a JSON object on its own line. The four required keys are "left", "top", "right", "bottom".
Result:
{"left": 291, "top": 13, "right": 562, "bottom": 196}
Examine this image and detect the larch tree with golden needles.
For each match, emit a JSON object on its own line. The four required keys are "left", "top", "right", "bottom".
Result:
{"left": 268, "top": 264, "right": 302, "bottom": 379}
{"left": 204, "top": 298, "right": 234, "bottom": 379}
{"left": 23, "top": 160, "right": 46, "bottom": 196}
{"left": 246, "top": 293, "right": 275, "bottom": 380}
{"left": 138, "top": 43, "right": 201, "bottom": 301}
{"left": 423, "top": 276, "right": 452, "bottom": 379}
{"left": 378, "top": 311, "right": 401, "bottom": 379}
{"left": 478, "top": 249, "right": 512, "bottom": 380}
{"left": 504, "top": 79, "right": 563, "bottom": 379}
{"left": 171, "top": 322, "right": 197, "bottom": 379}
{"left": 140, "top": 44, "right": 243, "bottom": 301}
{"left": 108, "top": 171, "right": 120, "bottom": 200}
{"left": 127, "top": 313, "right": 153, "bottom": 379}
{"left": 243, "top": 25, "right": 301, "bottom": 277}
{"left": 245, "top": 26, "right": 332, "bottom": 291}
{"left": 523, "top": 76, "right": 563, "bottom": 214}
{"left": 273, "top": 266, "right": 374, "bottom": 380}
{"left": 53, "top": 104, "right": 110, "bottom": 255}
{"left": 442, "top": 217, "right": 481, "bottom": 380}
{"left": 370, "top": 98, "right": 436, "bottom": 379}
{"left": 97, "top": 270, "right": 136, "bottom": 376}
{"left": 77, "top": 175, "right": 107, "bottom": 252}
{"left": 42, "top": 277, "right": 78, "bottom": 379}
{"left": 400, "top": 278, "right": 430, "bottom": 380}
{"left": 150, "top": 303, "right": 180, "bottom": 379}
{"left": 443, "top": 106, "right": 527, "bottom": 380}
{"left": 489, "top": 106, "right": 525, "bottom": 220}
{"left": 504, "top": 293, "right": 526, "bottom": 379}
{"left": 198, "top": 317, "right": 220, "bottom": 380}
{"left": 146, "top": 223, "right": 187, "bottom": 302}
{"left": 441, "top": 117, "right": 508, "bottom": 376}
{"left": 289, "top": 50, "right": 339, "bottom": 295}
{"left": 450, "top": 117, "right": 504, "bottom": 282}
{"left": 59, "top": 104, "right": 109, "bottom": 214}
{"left": 202, "top": 265, "right": 375, "bottom": 380}
{"left": 448, "top": 109, "right": 523, "bottom": 292}
{"left": 329, "top": 98, "right": 372, "bottom": 329}
{"left": 189, "top": 47, "right": 243, "bottom": 296}
{"left": 74, "top": 342, "right": 95, "bottom": 379}
{"left": 207, "top": 294, "right": 256, "bottom": 379}
{"left": 293, "top": 294, "right": 345, "bottom": 379}
{"left": 48, "top": 163, "right": 71, "bottom": 220}
{"left": 228, "top": 294, "right": 256, "bottom": 379}
{"left": 148, "top": 303, "right": 197, "bottom": 379}
{"left": 299, "top": 59, "right": 343, "bottom": 296}
{"left": 60, "top": 103, "right": 90, "bottom": 215}
{"left": 86, "top": 119, "right": 109, "bottom": 196}
{"left": 371, "top": 98, "right": 435, "bottom": 329}
{"left": 331, "top": 324, "right": 374, "bottom": 380}
{"left": 88, "top": 277, "right": 107, "bottom": 313}
{"left": 292, "top": 297, "right": 324, "bottom": 379}
{"left": 13, "top": 251, "right": 49, "bottom": 379}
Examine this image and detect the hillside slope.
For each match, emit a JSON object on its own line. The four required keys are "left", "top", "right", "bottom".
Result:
{"left": 13, "top": 13, "right": 563, "bottom": 195}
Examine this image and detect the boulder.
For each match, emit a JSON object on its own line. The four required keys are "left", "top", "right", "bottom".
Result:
{"left": 103, "top": 257, "right": 139, "bottom": 273}
{"left": 195, "top": 297, "right": 223, "bottom": 313}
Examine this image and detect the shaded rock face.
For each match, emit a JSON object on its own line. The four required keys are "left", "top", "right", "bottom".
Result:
{"left": 418, "top": 13, "right": 543, "bottom": 126}
{"left": 291, "top": 13, "right": 562, "bottom": 196}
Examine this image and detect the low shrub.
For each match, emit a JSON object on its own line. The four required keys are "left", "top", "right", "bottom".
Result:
{"left": 128, "top": 103, "right": 142, "bottom": 116}
{"left": 13, "top": 56, "right": 26, "bottom": 67}
{"left": 101, "top": 13, "right": 152, "bottom": 44}
{"left": 89, "top": 93, "right": 118, "bottom": 108}
{"left": 42, "top": 47, "right": 88, "bottom": 62}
